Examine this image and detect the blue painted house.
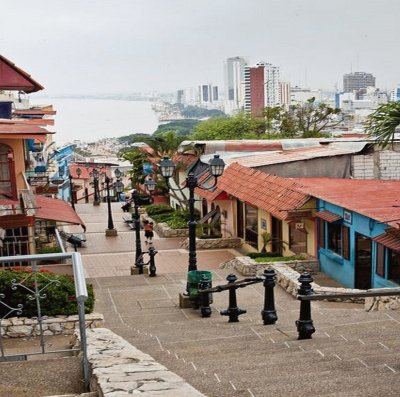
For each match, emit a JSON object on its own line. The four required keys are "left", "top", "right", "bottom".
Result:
{"left": 50, "top": 144, "right": 75, "bottom": 201}
{"left": 296, "top": 178, "right": 400, "bottom": 289}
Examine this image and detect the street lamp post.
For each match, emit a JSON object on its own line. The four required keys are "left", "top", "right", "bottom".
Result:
{"left": 105, "top": 176, "right": 118, "bottom": 236}
{"left": 130, "top": 179, "right": 156, "bottom": 275}
{"left": 159, "top": 155, "right": 225, "bottom": 275}
{"left": 91, "top": 168, "right": 100, "bottom": 206}
{"left": 131, "top": 188, "right": 144, "bottom": 273}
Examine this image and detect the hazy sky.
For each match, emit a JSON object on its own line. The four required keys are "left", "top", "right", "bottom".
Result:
{"left": 1, "top": 0, "right": 399, "bottom": 95}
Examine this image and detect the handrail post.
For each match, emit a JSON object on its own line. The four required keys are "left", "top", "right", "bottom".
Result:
{"left": 261, "top": 267, "right": 278, "bottom": 325}
{"left": 296, "top": 273, "right": 315, "bottom": 340}
{"left": 220, "top": 274, "right": 246, "bottom": 322}
{"left": 199, "top": 274, "right": 212, "bottom": 318}
{"left": 148, "top": 246, "right": 158, "bottom": 277}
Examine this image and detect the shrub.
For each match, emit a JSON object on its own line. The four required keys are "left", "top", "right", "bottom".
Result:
{"left": 37, "top": 245, "right": 62, "bottom": 254}
{"left": 146, "top": 204, "right": 174, "bottom": 216}
{"left": 198, "top": 234, "right": 222, "bottom": 239}
{"left": 0, "top": 268, "right": 95, "bottom": 318}
{"left": 248, "top": 252, "right": 280, "bottom": 259}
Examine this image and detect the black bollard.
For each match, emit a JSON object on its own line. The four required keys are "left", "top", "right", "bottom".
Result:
{"left": 220, "top": 274, "right": 246, "bottom": 322}
{"left": 148, "top": 246, "right": 158, "bottom": 277}
{"left": 296, "top": 272, "right": 315, "bottom": 340}
{"left": 199, "top": 274, "right": 212, "bottom": 318}
{"left": 135, "top": 253, "right": 145, "bottom": 275}
{"left": 261, "top": 267, "right": 278, "bottom": 325}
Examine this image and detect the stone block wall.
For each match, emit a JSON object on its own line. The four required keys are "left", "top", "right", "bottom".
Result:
{"left": 352, "top": 154, "right": 375, "bottom": 179}
{"left": 180, "top": 237, "right": 243, "bottom": 250}
{"left": 79, "top": 328, "right": 205, "bottom": 397}
{"left": 352, "top": 150, "right": 400, "bottom": 180}
{"left": 0, "top": 313, "right": 104, "bottom": 338}
{"left": 154, "top": 222, "right": 189, "bottom": 238}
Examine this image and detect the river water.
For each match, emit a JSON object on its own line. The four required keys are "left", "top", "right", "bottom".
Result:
{"left": 30, "top": 97, "right": 159, "bottom": 145}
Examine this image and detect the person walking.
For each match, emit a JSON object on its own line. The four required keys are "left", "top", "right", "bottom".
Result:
{"left": 144, "top": 221, "right": 154, "bottom": 244}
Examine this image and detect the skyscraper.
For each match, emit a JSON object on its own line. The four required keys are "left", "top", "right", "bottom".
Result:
{"left": 244, "top": 61, "right": 281, "bottom": 116}
{"left": 343, "top": 72, "right": 376, "bottom": 93}
{"left": 224, "top": 56, "right": 247, "bottom": 114}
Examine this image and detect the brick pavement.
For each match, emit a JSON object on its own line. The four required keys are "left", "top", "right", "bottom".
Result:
{"left": 73, "top": 202, "right": 240, "bottom": 278}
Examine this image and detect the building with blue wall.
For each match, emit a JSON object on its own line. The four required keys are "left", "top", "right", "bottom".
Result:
{"left": 50, "top": 144, "right": 75, "bottom": 202}
{"left": 296, "top": 178, "right": 400, "bottom": 290}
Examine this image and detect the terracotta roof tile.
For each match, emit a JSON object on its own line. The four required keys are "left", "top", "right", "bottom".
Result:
{"left": 34, "top": 195, "right": 84, "bottom": 227}
{"left": 217, "top": 163, "right": 310, "bottom": 219}
{"left": 294, "top": 178, "right": 400, "bottom": 228}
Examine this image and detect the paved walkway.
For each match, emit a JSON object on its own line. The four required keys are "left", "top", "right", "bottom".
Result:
{"left": 73, "top": 203, "right": 400, "bottom": 397}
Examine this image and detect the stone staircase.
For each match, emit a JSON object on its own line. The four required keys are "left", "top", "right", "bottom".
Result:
{"left": 91, "top": 269, "right": 400, "bottom": 397}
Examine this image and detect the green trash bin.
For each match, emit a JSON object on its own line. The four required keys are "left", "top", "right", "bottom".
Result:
{"left": 187, "top": 270, "right": 213, "bottom": 305}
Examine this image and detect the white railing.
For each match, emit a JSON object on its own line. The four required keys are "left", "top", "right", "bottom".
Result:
{"left": 0, "top": 252, "right": 89, "bottom": 389}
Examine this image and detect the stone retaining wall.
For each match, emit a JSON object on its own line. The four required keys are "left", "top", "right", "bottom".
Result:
{"left": 0, "top": 313, "right": 104, "bottom": 338}
{"left": 180, "top": 237, "right": 242, "bottom": 249}
{"left": 79, "top": 328, "right": 205, "bottom": 397}
{"left": 155, "top": 222, "right": 188, "bottom": 238}
{"left": 221, "top": 256, "right": 400, "bottom": 310}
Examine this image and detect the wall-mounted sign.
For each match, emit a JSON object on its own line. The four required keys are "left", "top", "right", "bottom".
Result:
{"left": 261, "top": 218, "right": 267, "bottom": 230}
{"left": 343, "top": 210, "right": 352, "bottom": 224}
{"left": 29, "top": 176, "right": 49, "bottom": 187}
{"left": 295, "top": 222, "right": 305, "bottom": 230}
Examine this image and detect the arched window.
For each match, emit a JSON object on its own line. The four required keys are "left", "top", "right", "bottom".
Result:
{"left": 0, "top": 144, "right": 16, "bottom": 199}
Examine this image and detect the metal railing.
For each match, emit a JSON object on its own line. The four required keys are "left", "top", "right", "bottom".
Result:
{"left": 0, "top": 252, "right": 89, "bottom": 389}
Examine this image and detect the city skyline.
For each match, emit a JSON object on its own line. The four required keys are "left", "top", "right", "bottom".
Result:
{"left": 1, "top": 0, "right": 399, "bottom": 96}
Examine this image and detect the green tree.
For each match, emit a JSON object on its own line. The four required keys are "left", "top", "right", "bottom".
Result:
{"left": 289, "top": 97, "right": 343, "bottom": 137}
{"left": 365, "top": 102, "right": 400, "bottom": 147}
{"left": 191, "top": 113, "right": 266, "bottom": 140}
{"left": 120, "top": 148, "right": 148, "bottom": 188}
{"left": 263, "top": 106, "right": 283, "bottom": 136}
{"left": 153, "top": 119, "right": 200, "bottom": 137}
{"left": 143, "top": 130, "right": 187, "bottom": 158}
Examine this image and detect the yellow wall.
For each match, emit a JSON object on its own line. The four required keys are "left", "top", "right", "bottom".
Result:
{"left": 1, "top": 139, "right": 28, "bottom": 191}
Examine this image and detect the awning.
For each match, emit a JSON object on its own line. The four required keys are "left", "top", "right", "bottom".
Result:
{"left": 373, "top": 233, "right": 400, "bottom": 252}
{"left": 315, "top": 210, "right": 342, "bottom": 223}
{"left": 34, "top": 196, "right": 85, "bottom": 229}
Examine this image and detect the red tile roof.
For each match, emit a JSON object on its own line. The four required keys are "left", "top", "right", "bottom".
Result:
{"left": 373, "top": 233, "right": 400, "bottom": 251}
{"left": 0, "top": 124, "right": 50, "bottom": 134}
{"left": 13, "top": 108, "right": 56, "bottom": 116}
{"left": 217, "top": 163, "right": 310, "bottom": 220}
{"left": 315, "top": 210, "right": 342, "bottom": 223}
{"left": 5, "top": 118, "right": 55, "bottom": 126}
{"left": 294, "top": 178, "right": 400, "bottom": 228}
{"left": 0, "top": 55, "right": 44, "bottom": 93}
{"left": 34, "top": 196, "right": 84, "bottom": 227}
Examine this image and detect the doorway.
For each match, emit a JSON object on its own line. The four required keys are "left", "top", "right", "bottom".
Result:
{"left": 271, "top": 216, "right": 283, "bottom": 255}
{"left": 354, "top": 233, "right": 372, "bottom": 289}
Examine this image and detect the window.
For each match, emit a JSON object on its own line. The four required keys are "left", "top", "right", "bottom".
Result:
{"left": 342, "top": 225, "right": 350, "bottom": 260}
{"left": 318, "top": 219, "right": 325, "bottom": 249}
{"left": 388, "top": 249, "right": 400, "bottom": 284}
{"left": 289, "top": 223, "right": 307, "bottom": 254}
{"left": 327, "top": 223, "right": 350, "bottom": 259}
{"left": 376, "top": 243, "right": 385, "bottom": 277}
{"left": 328, "top": 222, "right": 342, "bottom": 255}
{"left": 0, "top": 144, "right": 15, "bottom": 199}
{"left": 245, "top": 204, "right": 258, "bottom": 248}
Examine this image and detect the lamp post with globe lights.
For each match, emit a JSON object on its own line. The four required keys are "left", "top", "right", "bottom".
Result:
{"left": 158, "top": 155, "right": 225, "bottom": 274}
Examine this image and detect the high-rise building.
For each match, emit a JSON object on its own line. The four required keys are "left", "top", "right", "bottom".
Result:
{"left": 390, "top": 85, "right": 400, "bottom": 102}
{"left": 224, "top": 57, "right": 247, "bottom": 114}
{"left": 244, "top": 61, "right": 281, "bottom": 116}
{"left": 279, "top": 81, "right": 291, "bottom": 109}
{"left": 343, "top": 72, "right": 376, "bottom": 93}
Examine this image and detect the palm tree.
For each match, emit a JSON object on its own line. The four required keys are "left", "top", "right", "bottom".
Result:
{"left": 365, "top": 102, "right": 400, "bottom": 147}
